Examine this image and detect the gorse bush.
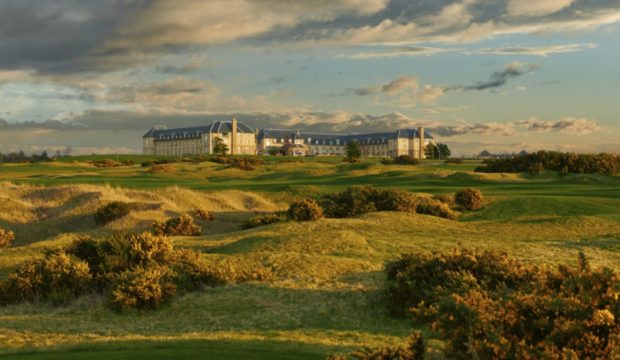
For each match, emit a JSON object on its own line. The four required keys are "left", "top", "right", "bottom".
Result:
{"left": 316, "top": 185, "right": 457, "bottom": 220}
{"left": 393, "top": 155, "right": 419, "bottom": 165}
{"left": 374, "top": 189, "right": 419, "bottom": 213}
{"left": 1, "top": 232, "right": 273, "bottom": 311}
{"left": 109, "top": 266, "right": 176, "bottom": 312}
{"left": 327, "top": 333, "right": 424, "bottom": 360}
{"left": 288, "top": 199, "right": 323, "bottom": 221}
{"left": 149, "top": 164, "right": 176, "bottom": 173}
{"left": 209, "top": 156, "right": 263, "bottom": 170}
{"left": 1, "top": 253, "right": 91, "bottom": 305}
{"left": 0, "top": 227, "right": 15, "bottom": 248}
{"left": 385, "top": 250, "right": 620, "bottom": 359}
{"left": 242, "top": 212, "right": 287, "bottom": 229}
{"left": 94, "top": 202, "right": 132, "bottom": 225}
{"left": 475, "top": 150, "right": 620, "bottom": 175}
{"left": 152, "top": 214, "right": 202, "bottom": 236}
{"left": 454, "top": 188, "right": 485, "bottom": 211}
{"left": 91, "top": 159, "right": 122, "bottom": 168}
{"left": 415, "top": 199, "right": 457, "bottom": 220}
{"left": 193, "top": 209, "right": 214, "bottom": 221}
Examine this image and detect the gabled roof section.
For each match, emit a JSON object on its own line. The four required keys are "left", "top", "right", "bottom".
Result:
{"left": 143, "top": 120, "right": 255, "bottom": 140}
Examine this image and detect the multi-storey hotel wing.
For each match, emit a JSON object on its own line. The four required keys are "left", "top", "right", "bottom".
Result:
{"left": 256, "top": 128, "right": 434, "bottom": 158}
{"left": 143, "top": 119, "right": 434, "bottom": 158}
{"left": 143, "top": 119, "right": 256, "bottom": 156}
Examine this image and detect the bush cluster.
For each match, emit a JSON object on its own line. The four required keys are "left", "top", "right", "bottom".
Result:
{"left": 94, "top": 202, "right": 132, "bottom": 225}
{"left": 327, "top": 333, "right": 424, "bottom": 360}
{"left": 0, "top": 227, "right": 15, "bottom": 248}
{"left": 288, "top": 199, "right": 324, "bottom": 221}
{"left": 0, "top": 252, "right": 91, "bottom": 305}
{"left": 242, "top": 212, "right": 287, "bottom": 229}
{"left": 193, "top": 209, "right": 214, "bottom": 221}
{"left": 209, "top": 156, "right": 263, "bottom": 170}
{"left": 289, "top": 186, "right": 459, "bottom": 221}
{"left": 393, "top": 155, "right": 419, "bottom": 165}
{"left": 475, "top": 150, "right": 620, "bottom": 175}
{"left": 152, "top": 214, "right": 202, "bottom": 236}
{"left": 91, "top": 159, "right": 122, "bottom": 167}
{"left": 385, "top": 250, "right": 620, "bottom": 359}
{"left": 454, "top": 188, "right": 485, "bottom": 211}
{"left": 415, "top": 199, "right": 457, "bottom": 220}
{"left": 149, "top": 164, "right": 176, "bottom": 173}
{"left": 0, "top": 232, "right": 273, "bottom": 311}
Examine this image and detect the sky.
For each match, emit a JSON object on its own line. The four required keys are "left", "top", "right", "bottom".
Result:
{"left": 0, "top": 0, "right": 619, "bottom": 156}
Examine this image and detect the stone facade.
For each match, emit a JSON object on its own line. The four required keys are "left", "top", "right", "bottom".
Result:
{"left": 144, "top": 121, "right": 435, "bottom": 158}
{"left": 142, "top": 119, "right": 256, "bottom": 156}
{"left": 256, "top": 128, "right": 434, "bottom": 158}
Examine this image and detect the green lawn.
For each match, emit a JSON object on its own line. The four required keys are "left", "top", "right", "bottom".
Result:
{"left": 0, "top": 156, "right": 619, "bottom": 358}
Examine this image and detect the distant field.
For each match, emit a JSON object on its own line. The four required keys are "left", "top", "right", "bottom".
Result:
{"left": 1, "top": 156, "right": 619, "bottom": 358}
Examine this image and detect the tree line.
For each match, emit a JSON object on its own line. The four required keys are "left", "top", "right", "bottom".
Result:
{"left": 475, "top": 150, "right": 620, "bottom": 175}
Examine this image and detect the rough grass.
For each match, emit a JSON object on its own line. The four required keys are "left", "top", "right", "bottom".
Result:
{"left": 1, "top": 158, "right": 620, "bottom": 358}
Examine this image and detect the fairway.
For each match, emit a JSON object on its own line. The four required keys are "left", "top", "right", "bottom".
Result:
{"left": 1, "top": 157, "right": 619, "bottom": 358}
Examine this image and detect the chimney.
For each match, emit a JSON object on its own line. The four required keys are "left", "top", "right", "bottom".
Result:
{"left": 418, "top": 127, "right": 425, "bottom": 159}
{"left": 231, "top": 118, "right": 238, "bottom": 155}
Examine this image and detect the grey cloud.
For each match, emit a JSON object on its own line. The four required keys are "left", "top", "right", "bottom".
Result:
{"left": 1, "top": 1, "right": 620, "bottom": 75}
{"left": 355, "top": 76, "right": 418, "bottom": 96}
{"left": 429, "top": 122, "right": 516, "bottom": 137}
{"left": 447, "top": 61, "right": 536, "bottom": 92}
{"left": 515, "top": 117, "right": 601, "bottom": 134}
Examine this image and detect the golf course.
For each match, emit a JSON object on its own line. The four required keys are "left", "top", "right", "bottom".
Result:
{"left": 1, "top": 156, "right": 619, "bottom": 359}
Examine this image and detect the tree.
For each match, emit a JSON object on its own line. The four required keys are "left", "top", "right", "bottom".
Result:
{"left": 40, "top": 150, "right": 49, "bottom": 161}
{"left": 346, "top": 140, "right": 361, "bottom": 162}
{"left": 437, "top": 143, "right": 451, "bottom": 159}
{"left": 425, "top": 143, "right": 439, "bottom": 159}
{"left": 212, "top": 137, "right": 228, "bottom": 156}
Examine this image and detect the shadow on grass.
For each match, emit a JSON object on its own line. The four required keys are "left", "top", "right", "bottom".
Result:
{"left": 1, "top": 339, "right": 335, "bottom": 360}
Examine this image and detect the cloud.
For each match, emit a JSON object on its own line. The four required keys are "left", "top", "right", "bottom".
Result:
{"left": 507, "top": 0, "right": 575, "bottom": 17}
{"left": 469, "top": 43, "right": 597, "bottom": 57}
{"left": 338, "top": 46, "right": 454, "bottom": 59}
{"left": 515, "top": 117, "right": 601, "bottom": 134}
{"left": 447, "top": 61, "right": 536, "bottom": 92}
{"left": 353, "top": 76, "right": 444, "bottom": 105}
{"left": 430, "top": 122, "right": 517, "bottom": 137}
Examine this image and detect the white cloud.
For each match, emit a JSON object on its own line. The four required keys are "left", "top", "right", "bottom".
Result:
{"left": 469, "top": 43, "right": 597, "bottom": 57}
{"left": 515, "top": 117, "right": 601, "bottom": 134}
{"left": 507, "top": 0, "right": 575, "bottom": 17}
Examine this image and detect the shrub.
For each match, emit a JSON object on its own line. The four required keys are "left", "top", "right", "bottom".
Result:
{"left": 454, "top": 188, "right": 485, "bottom": 211}
{"left": 385, "top": 249, "right": 540, "bottom": 317}
{"left": 323, "top": 185, "right": 380, "bottom": 218}
{"left": 0, "top": 227, "right": 15, "bottom": 248}
{"left": 128, "top": 232, "right": 174, "bottom": 265}
{"left": 288, "top": 199, "right": 324, "bottom": 221}
{"left": 2, "top": 253, "right": 91, "bottom": 305}
{"left": 109, "top": 266, "right": 176, "bottom": 312}
{"left": 394, "top": 155, "right": 419, "bottom": 165}
{"left": 193, "top": 209, "right": 214, "bottom": 221}
{"left": 94, "top": 202, "right": 131, "bottom": 225}
{"left": 91, "top": 159, "right": 121, "bottom": 167}
{"left": 140, "top": 161, "right": 154, "bottom": 167}
{"left": 152, "top": 214, "right": 202, "bottom": 236}
{"left": 375, "top": 189, "right": 418, "bottom": 213}
{"left": 229, "top": 157, "right": 263, "bottom": 170}
{"left": 242, "top": 213, "right": 287, "bottom": 229}
{"left": 416, "top": 199, "right": 457, "bottom": 220}
{"left": 121, "top": 160, "right": 135, "bottom": 166}
{"left": 391, "top": 251, "right": 620, "bottom": 359}
{"left": 432, "top": 193, "right": 455, "bottom": 206}
{"left": 445, "top": 158, "right": 464, "bottom": 164}
{"left": 327, "top": 333, "right": 425, "bottom": 360}
{"left": 149, "top": 164, "right": 176, "bottom": 173}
